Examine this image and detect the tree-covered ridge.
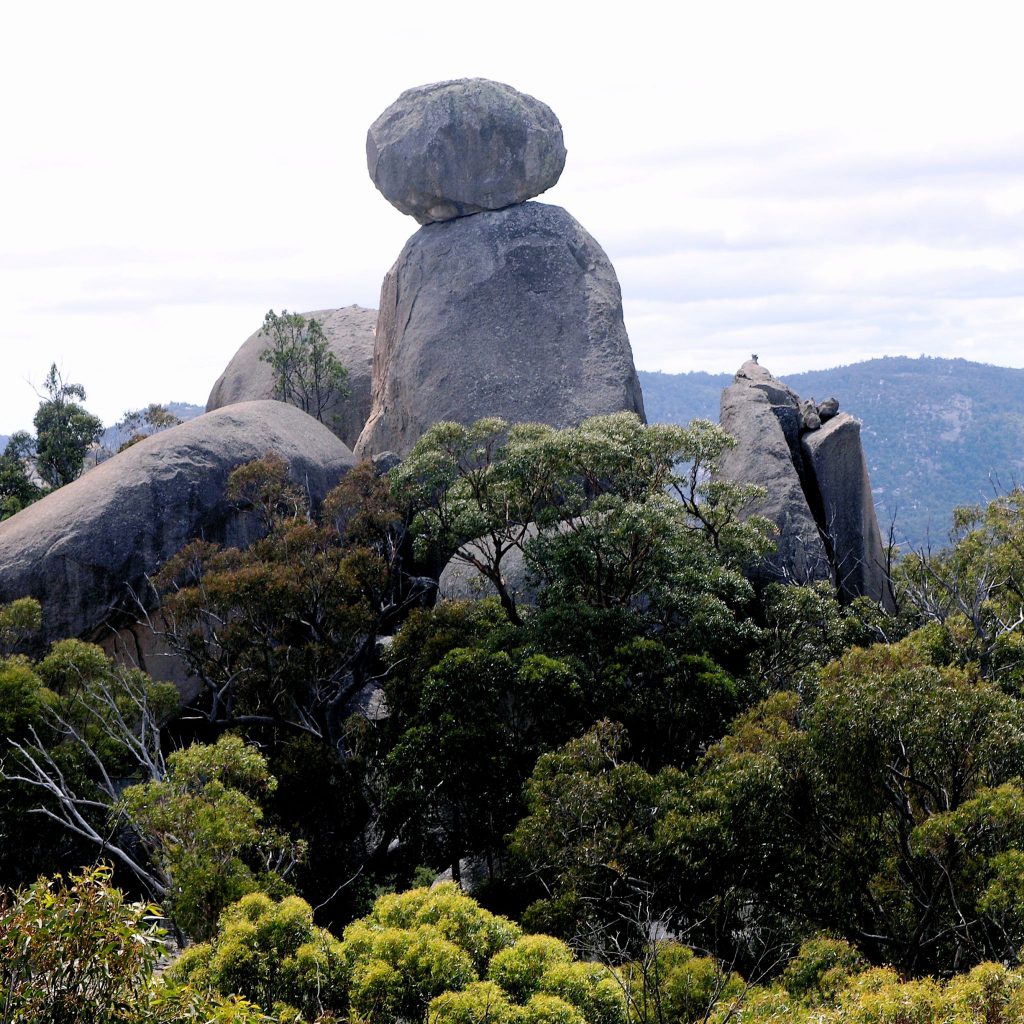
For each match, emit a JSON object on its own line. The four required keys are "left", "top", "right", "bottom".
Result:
{"left": 640, "top": 356, "right": 1024, "bottom": 551}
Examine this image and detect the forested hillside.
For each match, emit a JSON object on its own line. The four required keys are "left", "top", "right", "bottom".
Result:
{"left": 5, "top": 412, "right": 1024, "bottom": 1022}
{"left": 640, "top": 355, "right": 1024, "bottom": 549}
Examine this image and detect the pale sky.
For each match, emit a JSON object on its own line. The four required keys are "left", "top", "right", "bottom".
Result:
{"left": 2, "top": 0, "right": 1022, "bottom": 432}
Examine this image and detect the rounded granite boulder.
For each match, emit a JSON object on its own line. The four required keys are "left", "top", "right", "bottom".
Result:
{"left": 0, "top": 401, "right": 357, "bottom": 647}
{"left": 207, "top": 306, "right": 376, "bottom": 450}
{"left": 367, "top": 78, "right": 566, "bottom": 225}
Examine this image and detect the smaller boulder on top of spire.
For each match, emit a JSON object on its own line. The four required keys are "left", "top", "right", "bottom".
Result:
{"left": 366, "top": 78, "right": 567, "bottom": 225}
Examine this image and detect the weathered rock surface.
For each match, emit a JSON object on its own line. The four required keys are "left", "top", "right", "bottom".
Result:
{"left": 718, "top": 371, "right": 832, "bottom": 586}
{"left": 355, "top": 201, "right": 646, "bottom": 458}
{"left": 206, "top": 306, "right": 376, "bottom": 449}
{"left": 367, "top": 79, "right": 566, "bottom": 225}
{"left": 0, "top": 402, "right": 357, "bottom": 661}
{"left": 800, "top": 399, "right": 822, "bottom": 431}
{"left": 802, "top": 414, "right": 891, "bottom": 608}
{"left": 817, "top": 396, "right": 839, "bottom": 421}
{"left": 717, "top": 362, "right": 893, "bottom": 607}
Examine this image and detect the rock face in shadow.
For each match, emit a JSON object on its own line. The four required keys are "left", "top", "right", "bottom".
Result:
{"left": 718, "top": 360, "right": 893, "bottom": 608}
{"left": 802, "top": 414, "right": 891, "bottom": 607}
{"left": 355, "top": 201, "right": 646, "bottom": 458}
{"left": 206, "top": 306, "right": 376, "bottom": 449}
{"left": 0, "top": 402, "right": 357, "bottom": 658}
{"left": 367, "top": 78, "right": 566, "bottom": 225}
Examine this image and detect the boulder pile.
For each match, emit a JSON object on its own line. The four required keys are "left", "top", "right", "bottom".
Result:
{"left": 356, "top": 78, "right": 645, "bottom": 458}
{"left": 717, "top": 359, "right": 893, "bottom": 608}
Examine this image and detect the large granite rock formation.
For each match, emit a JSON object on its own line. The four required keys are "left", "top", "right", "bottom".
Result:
{"left": 355, "top": 201, "right": 645, "bottom": 458}
{"left": 367, "top": 79, "right": 566, "bottom": 225}
{"left": 719, "top": 363, "right": 832, "bottom": 585}
{"left": 718, "top": 360, "right": 893, "bottom": 608}
{"left": 206, "top": 306, "right": 376, "bottom": 449}
{"left": 437, "top": 527, "right": 539, "bottom": 608}
{"left": 0, "top": 402, "right": 357, "bottom": 658}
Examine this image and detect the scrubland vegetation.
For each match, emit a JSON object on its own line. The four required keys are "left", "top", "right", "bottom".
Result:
{"left": 4, "top": 411, "right": 1024, "bottom": 1022}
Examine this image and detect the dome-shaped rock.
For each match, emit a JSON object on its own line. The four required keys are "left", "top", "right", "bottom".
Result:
{"left": 367, "top": 78, "right": 566, "bottom": 225}
{"left": 0, "top": 401, "right": 357, "bottom": 649}
{"left": 355, "top": 201, "right": 646, "bottom": 458}
{"left": 207, "top": 306, "right": 376, "bottom": 449}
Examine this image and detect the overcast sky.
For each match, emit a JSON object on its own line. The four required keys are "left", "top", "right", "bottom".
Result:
{"left": 2, "top": 0, "right": 1022, "bottom": 432}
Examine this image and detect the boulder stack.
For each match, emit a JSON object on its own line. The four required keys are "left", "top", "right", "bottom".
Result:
{"left": 356, "top": 79, "right": 645, "bottom": 458}
{"left": 717, "top": 360, "right": 893, "bottom": 608}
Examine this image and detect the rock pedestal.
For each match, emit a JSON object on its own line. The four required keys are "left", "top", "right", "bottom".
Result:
{"left": 355, "top": 202, "right": 645, "bottom": 458}
{"left": 718, "top": 360, "right": 893, "bottom": 608}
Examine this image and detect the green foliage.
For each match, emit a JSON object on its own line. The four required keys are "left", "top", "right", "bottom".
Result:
{"left": 393, "top": 413, "right": 773, "bottom": 632}
{"left": 0, "top": 597, "right": 41, "bottom": 655}
{"left": 114, "top": 403, "right": 182, "bottom": 452}
{"left": 429, "top": 980, "right": 523, "bottom": 1024}
{"left": 0, "top": 433, "right": 42, "bottom": 520}
{"left": 662, "top": 630, "right": 1024, "bottom": 971}
{"left": 750, "top": 582, "right": 902, "bottom": 694}
{"left": 121, "top": 735, "right": 305, "bottom": 941}
{"left": 168, "top": 891, "right": 346, "bottom": 1019}
{"left": 156, "top": 458, "right": 404, "bottom": 758}
{"left": 619, "top": 942, "right": 743, "bottom": 1024}
{"left": 259, "top": 309, "right": 350, "bottom": 424}
{"left": 335, "top": 885, "right": 622, "bottom": 1024}
{"left": 510, "top": 722, "right": 682, "bottom": 950}
{"left": 354, "top": 884, "right": 521, "bottom": 973}
{"left": 781, "top": 935, "right": 867, "bottom": 1006}
{"left": 0, "top": 655, "right": 52, "bottom": 740}
{"left": 32, "top": 363, "right": 104, "bottom": 488}
{"left": 896, "top": 487, "right": 1024, "bottom": 686}
{"left": 599, "top": 639, "right": 738, "bottom": 770}
{"left": 385, "top": 644, "right": 585, "bottom": 876}
{"left": 0, "top": 864, "right": 163, "bottom": 1024}
{"left": 0, "top": 635, "right": 182, "bottom": 887}
{"left": 488, "top": 935, "right": 575, "bottom": 1003}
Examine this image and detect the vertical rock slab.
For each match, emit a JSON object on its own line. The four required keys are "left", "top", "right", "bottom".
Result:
{"left": 718, "top": 369, "right": 832, "bottom": 585}
{"left": 355, "top": 201, "right": 646, "bottom": 458}
{"left": 802, "top": 414, "right": 894, "bottom": 609}
{"left": 716, "top": 359, "right": 893, "bottom": 606}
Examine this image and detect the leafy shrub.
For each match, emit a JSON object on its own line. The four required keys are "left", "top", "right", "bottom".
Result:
{"left": 167, "top": 891, "right": 345, "bottom": 1019}
{"left": 0, "top": 864, "right": 163, "bottom": 1024}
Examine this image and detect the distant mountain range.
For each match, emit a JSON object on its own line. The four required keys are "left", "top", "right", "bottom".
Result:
{"left": 640, "top": 356, "right": 1024, "bottom": 551}
{"left": 0, "top": 403, "right": 205, "bottom": 466}
{"left": 6, "top": 360, "right": 1023, "bottom": 552}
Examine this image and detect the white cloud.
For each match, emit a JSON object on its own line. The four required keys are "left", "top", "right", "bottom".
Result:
{"left": 2, "top": 0, "right": 1024, "bottom": 431}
